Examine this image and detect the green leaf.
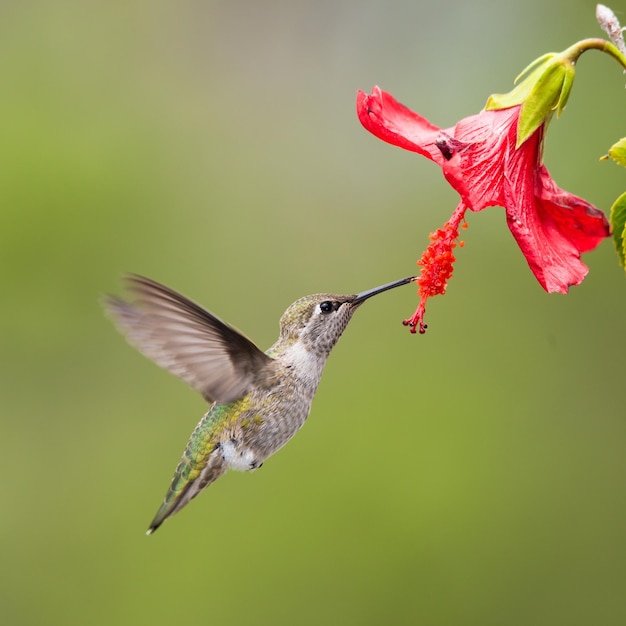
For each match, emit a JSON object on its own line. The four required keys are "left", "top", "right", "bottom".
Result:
{"left": 609, "top": 191, "right": 626, "bottom": 269}
{"left": 607, "top": 137, "right": 626, "bottom": 168}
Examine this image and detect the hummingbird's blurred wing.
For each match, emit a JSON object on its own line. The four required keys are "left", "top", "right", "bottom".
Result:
{"left": 104, "top": 274, "right": 272, "bottom": 404}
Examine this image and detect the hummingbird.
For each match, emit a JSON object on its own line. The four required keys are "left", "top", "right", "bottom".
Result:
{"left": 104, "top": 273, "right": 415, "bottom": 534}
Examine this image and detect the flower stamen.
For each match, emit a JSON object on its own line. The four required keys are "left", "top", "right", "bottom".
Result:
{"left": 404, "top": 203, "right": 467, "bottom": 334}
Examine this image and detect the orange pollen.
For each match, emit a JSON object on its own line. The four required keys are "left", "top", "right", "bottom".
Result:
{"left": 404, "top": 203, "right": 468, "bottom": 335}
{"left": 416, "top": 223, "right": 460, "bottom": 298}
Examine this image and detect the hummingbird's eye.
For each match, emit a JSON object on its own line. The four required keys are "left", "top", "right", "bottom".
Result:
{"left": 319, "top": 301, "right": 334, "bottom": 314}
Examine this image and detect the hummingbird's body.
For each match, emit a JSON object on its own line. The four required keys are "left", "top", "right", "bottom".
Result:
{"left": 105, "top": 275, "right": 413, "bottom": 533}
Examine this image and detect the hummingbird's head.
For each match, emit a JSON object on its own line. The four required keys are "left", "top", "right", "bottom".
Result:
{"left": 277, "top": 293, "right": 359, "bottom": 355}
{"left": 276, "top": 276, "right": 416, "bottom": 356}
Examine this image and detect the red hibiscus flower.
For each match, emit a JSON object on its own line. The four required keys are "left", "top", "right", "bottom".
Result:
{"left": 357, "top": 86, "right": 610, "bottom": 332}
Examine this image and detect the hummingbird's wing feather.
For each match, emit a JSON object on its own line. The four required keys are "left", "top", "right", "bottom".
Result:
{"left": 104, "top": 274, "right": 272, "bottom": 404}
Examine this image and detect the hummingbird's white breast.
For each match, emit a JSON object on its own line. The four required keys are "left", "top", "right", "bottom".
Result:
{"left": 283, "top": 340, "right": 326, "bottom": 395}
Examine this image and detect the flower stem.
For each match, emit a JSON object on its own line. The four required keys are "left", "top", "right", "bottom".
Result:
{"left": 564, "top": 38, "right": 626, "bottom": 70}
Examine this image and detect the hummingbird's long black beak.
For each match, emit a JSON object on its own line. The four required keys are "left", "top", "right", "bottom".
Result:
{"left": 351, "top": 276, "right": 416, "bottom": 305}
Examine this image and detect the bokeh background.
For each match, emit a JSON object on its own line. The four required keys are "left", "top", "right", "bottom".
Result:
{"left": 2, "top": 1, "right": 626, "bottom": 624}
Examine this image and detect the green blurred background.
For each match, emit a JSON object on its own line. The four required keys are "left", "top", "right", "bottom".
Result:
{"left": 2, "top": 1, "right": 626, "bottom": 624}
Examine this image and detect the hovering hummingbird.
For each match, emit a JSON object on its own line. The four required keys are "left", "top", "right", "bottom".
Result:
{"left": 105, "top": 274, "right": 415, "bottom": 534}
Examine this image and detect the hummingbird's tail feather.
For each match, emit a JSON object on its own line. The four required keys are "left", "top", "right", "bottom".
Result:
{"left": 146, "top": 451, "right": 226, "bottom": 534}
{"left": 146, "top": 405, "right": 232, "bottom": 534}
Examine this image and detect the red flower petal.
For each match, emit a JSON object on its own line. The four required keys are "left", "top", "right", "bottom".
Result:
{"left": 439, "top": 107, "right": 522, "bottom": 211}
{"left": 356, "top": 87, "right": 444, "bottom": 163}
{"left": 536, "top": 167, "right": 610, "bottom": 253}
{"left": 507, "top": 165, "right": 610, "bottom": 293}
{"left": 357, "top": 87, "right": 610, "bottom": 296}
